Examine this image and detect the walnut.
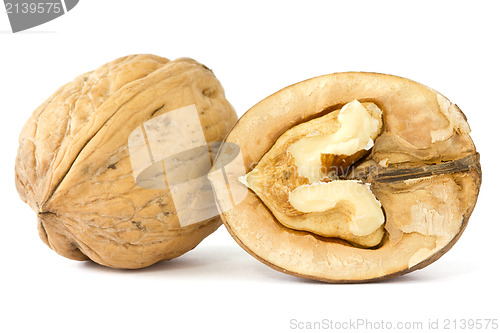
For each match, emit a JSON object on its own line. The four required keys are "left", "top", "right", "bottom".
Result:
{"left": 210, "top": 72, "right": 481, "bottom": 282}
{"left": 15, "top": 54, "right": 237, "bottom": 269}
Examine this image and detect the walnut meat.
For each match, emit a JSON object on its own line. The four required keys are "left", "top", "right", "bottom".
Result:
{"left": 15, "top": 55, "right": 237, "bottom": 269}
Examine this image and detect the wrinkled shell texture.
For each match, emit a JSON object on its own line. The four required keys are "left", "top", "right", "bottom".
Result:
{"left": 15, "top": 55, "right": 237, "bottom": 269}
{"left": 212, "top": 72, "right": 481, "bottom": 282}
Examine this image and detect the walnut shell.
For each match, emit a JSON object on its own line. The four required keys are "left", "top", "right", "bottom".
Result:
{"left": 15, "top": 54, "right": 237, "bottom": 269}
{"left": 210, "top": 72, "right": 481, "bottom": 282}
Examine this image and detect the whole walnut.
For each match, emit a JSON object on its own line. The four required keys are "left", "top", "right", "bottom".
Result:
{"left": 15, "top": 54, "right": 237, "bottom": 269}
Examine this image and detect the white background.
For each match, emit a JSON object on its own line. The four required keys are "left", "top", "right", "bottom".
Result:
{"left": 1, "top": 1, "right": 499, "bottom": 332}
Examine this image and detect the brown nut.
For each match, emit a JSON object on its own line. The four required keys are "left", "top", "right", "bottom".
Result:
{"left": 210, "top": 72, "right": 481, "bottom": 282}
{"left": 15, "top": 54, "right": 237, "bottom": 269}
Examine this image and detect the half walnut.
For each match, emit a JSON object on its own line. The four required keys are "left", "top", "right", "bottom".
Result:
{"left": 210, "top": 72, "right": 481, "bottom": 282}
